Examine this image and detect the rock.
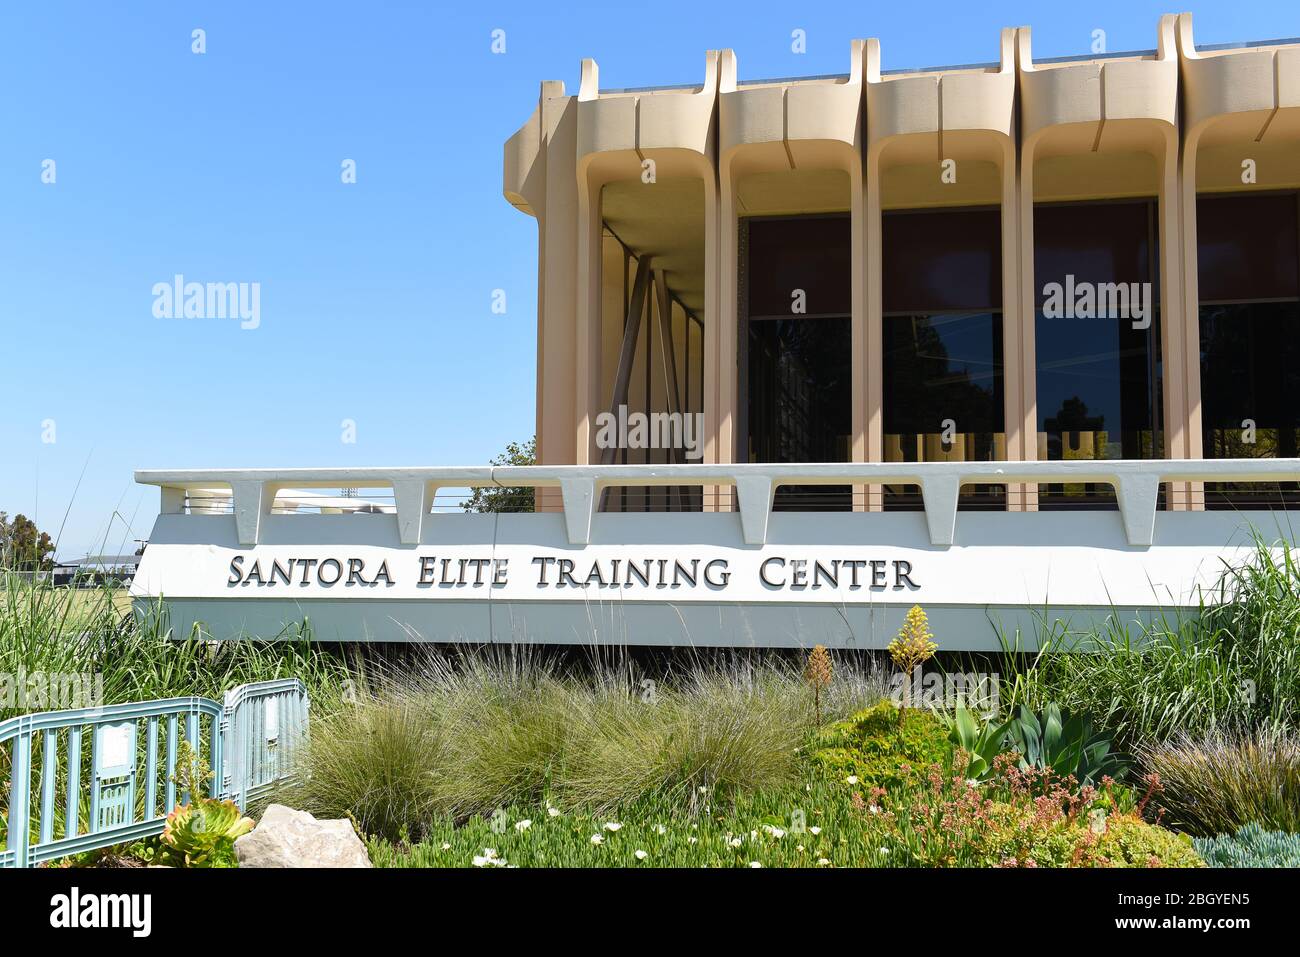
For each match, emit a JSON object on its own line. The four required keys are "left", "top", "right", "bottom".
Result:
{"left": 235, "top": 804, "right": 372, "bottom": 868}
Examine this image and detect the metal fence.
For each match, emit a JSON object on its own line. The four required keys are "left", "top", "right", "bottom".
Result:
{"left": 0, "top": 678, "right": 309, "bottom": 868}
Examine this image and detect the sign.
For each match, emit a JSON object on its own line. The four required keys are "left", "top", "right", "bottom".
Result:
{"left": 131, "top": 507, "right": 1294, "bottom": 648}
{"left": 96, "top": 722, "right": 136, "bottom": 778}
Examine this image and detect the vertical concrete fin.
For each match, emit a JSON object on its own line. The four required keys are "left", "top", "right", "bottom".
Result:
{"left": 579, "top": 59, "right": 599, "bottom": 101}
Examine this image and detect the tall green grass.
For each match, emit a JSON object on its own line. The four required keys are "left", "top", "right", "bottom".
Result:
{"left": 277, "top": 649, "right": 890, "bottom": 840}
{"left": 0, "top": 573, "right": 351, "bottom": 720}
{"left": 1001, "top": 536, "right": 1300, "bottom": 754}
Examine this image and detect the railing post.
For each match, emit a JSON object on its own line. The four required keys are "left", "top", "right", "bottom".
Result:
{"left": 222, "top": 688, "right": 243, "bottom": 810}
{"left": 209, "top": 708, "right": 223, "bottom": 799}
{"left": 8, "top": 722, "right": 32, "bottom": 868}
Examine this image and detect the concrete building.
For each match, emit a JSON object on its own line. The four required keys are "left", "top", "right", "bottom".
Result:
{"left": 131, "top": 14, "right": 1300, "bottom": 647}
{"left": 503, "top": 12, "right": 1300, "bottom": 513}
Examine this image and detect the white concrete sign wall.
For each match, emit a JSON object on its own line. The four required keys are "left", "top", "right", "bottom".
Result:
{"left": 132, "top": 506, "right": 1294, "bottom": 649}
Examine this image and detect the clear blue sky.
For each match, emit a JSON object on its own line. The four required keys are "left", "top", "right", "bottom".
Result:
{"left": 1, "top": 1, "right": 1295, "bottom": 558}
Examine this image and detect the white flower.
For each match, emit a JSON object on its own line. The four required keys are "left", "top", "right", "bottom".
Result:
{"left": 547, "top": 806, "right": 561, "bottom": 818}
{"left": 688, "top": 837, "right": 698, "bottom": 844}
{"left": 590, "top": 834, "right": 604, "bottom": 845}
{"left": 846, "top": 775, "right": 859, "bottom": 785}
{"left": 472, "top": 848, "right": 507, "bottom": 867}
{"left": 817, "top": 858, "right": 831, "bottom": 866}
{"left": 441, "top": 842, "right": 451, "bottom": 850}
{"left": 603, "top": 821, "right": 622, "bottom": 832}
{"left": 761, "top": 824, "right": 785, "bottom": 839}
{"left": 796, "top": 845, "right": 805, "bottom": 852}
{"left": 634, "top": 849, "right": 648, "bottom": 860}
{"left": 515, "top": 819, "right": 532, "bottom": 832}
{"left": 653, "top": 824, "right": 667, "bottom": 835}
{"left": 749, "top": 861, "right": 763, "bottom": 868}
{"left": 727, "top": 836, "right": 743, "bottom": 848}
{"left": 808, "top": 826, "right": 822, "bottom": 835}
{"left": 880, "top": 847, "right": 890, "bottom": 856}
{"left": 868, "top": 804, "right": 881, "bottom": 815}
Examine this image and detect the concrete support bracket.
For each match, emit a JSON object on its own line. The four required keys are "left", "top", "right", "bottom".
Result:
{"left": 231, "top": 481, "right": 275, "bottom": 547}
{"left": 560, "top": 477, "right": 597, "bottom": 545}
{"left": 160, "top": 486, "right": 186, "bottom": 515}
{"left": 392, "top": 479, "right": 433, "bottom": 546}
{"left": 735, "top": 475, "right": 775, "bottom": 545}
{"left": 921, "top": 475, "right": 962, "bottom": 546}
{"left": 1116, "top": 473, "right": 1161, "bottom": 547}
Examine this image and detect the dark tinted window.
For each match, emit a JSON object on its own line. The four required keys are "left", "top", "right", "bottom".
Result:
{"left": 746, "top": 215, "right": 852, "bottom": 318}
{"left": 883, "top": 208, "right": 1001, "bottom": 313}
{"left": 1197, "top": 193, "right": 1299, "bottom": 303}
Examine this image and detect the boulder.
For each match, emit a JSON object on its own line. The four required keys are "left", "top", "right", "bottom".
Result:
{"left": 235, "top": 804, "right": 372, "bottom": 868}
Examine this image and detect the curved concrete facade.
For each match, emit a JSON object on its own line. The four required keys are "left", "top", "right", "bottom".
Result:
{"left": 503, "top": 12, "right": 1300, "bottom": 510}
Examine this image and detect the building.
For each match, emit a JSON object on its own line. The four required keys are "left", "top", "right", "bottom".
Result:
{"left": 52, "top": 554, "right": 142, "bottom": 587}
{"left": 503, "top": 13, "right": 1300, "bottom": 512}
{"left": 132, "top": 13, "right": 1300, "bottom": 648}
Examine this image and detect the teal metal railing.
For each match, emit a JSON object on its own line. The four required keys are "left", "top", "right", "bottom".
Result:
{"left": 0, "top": 678, "right": 308, "bottom": 868}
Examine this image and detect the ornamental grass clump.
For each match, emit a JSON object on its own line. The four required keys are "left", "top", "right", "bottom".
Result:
{"left": 279, "top": 649, "right": 891, "bottom": 833}
{"left": 1137, "top": 728, "right": 1300, "bottom": 836}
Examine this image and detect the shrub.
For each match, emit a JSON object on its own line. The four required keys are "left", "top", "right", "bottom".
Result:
{"left": 870, "top": 757, "right": 1202, "bottom": 868}
{"left": 1137, "top": 728, "right": 1300, "bottom": 836}
{"left": 1195, "top": 824, "right": 1300, "bottom": 868}
{"left": 811, "top": 701, "right": 949, "bottom": 791}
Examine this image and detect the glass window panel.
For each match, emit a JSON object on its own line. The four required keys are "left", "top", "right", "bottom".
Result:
{"left": 1033, "top": 201, "right": 1162, "bottom": 507}
{"left": 1197, "top": 191, "right": 1300, "bottom": 507}
{"left": 747, "top": 317, "right": 852, "bottom": 510}
{"left": 882, "top": 208, "right": 1005, "bottom": 510}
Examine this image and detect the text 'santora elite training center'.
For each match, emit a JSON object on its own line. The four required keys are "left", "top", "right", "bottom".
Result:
{"left": 135, "top": 14, "right": 1300, "bottom": 648}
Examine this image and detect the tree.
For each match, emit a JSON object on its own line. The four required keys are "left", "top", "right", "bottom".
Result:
{"left": 0, "top": 512, "right": 56, "bottom": 571}
{"left": 461, "top": 437, "right": 538, "bottom": 513}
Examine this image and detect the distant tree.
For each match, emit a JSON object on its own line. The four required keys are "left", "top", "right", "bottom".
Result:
{"left": 462, "top": 437, "right": 538, "bottom": 513}
{"left": 0, "top": 512, "right": 56, "bottom": 571}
